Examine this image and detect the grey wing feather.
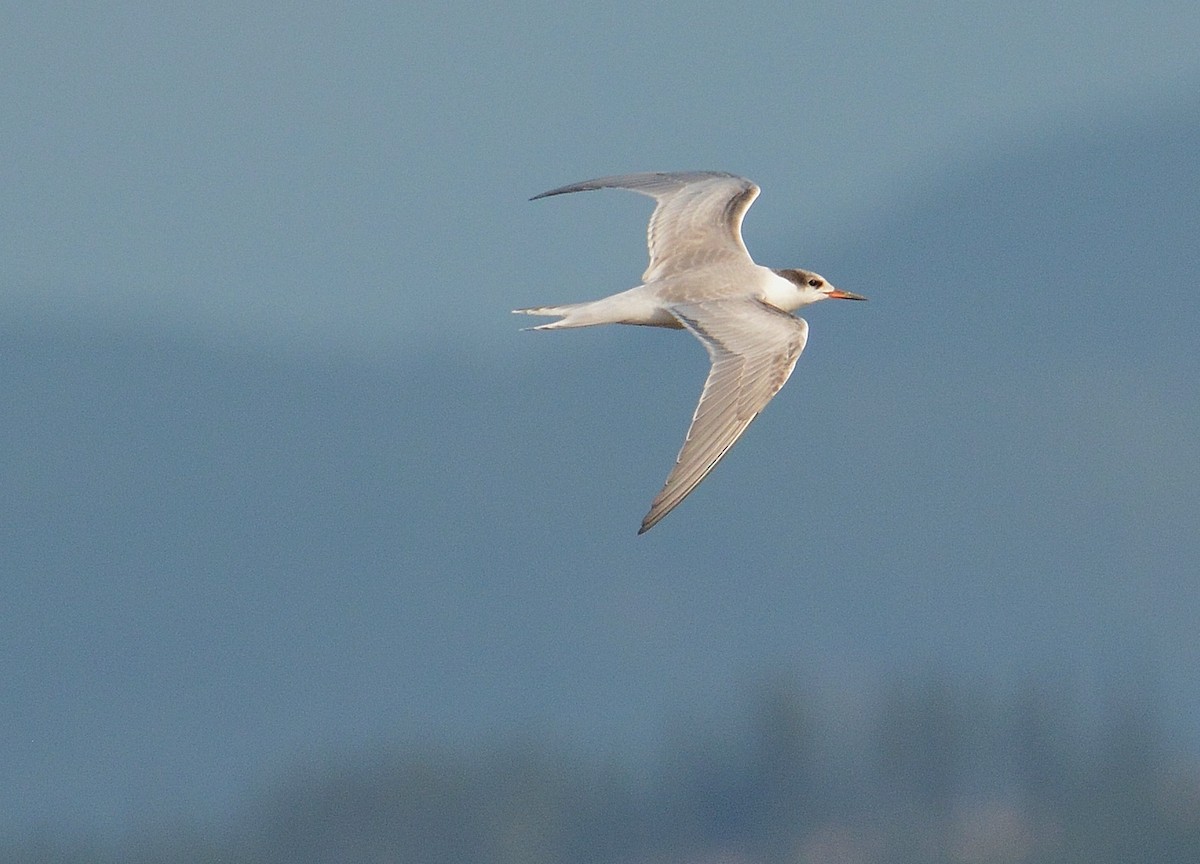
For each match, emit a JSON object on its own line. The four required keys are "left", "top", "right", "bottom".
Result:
{"left": 639, "top": 299, "right": 809, "bottom": 534}
{"left": 531, "top": 171, "right": 760, "bottom": 283}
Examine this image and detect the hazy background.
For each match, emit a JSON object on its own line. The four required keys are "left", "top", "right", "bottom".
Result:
{"left": 4, "top": 2, "right": 1199, "bottom": 861}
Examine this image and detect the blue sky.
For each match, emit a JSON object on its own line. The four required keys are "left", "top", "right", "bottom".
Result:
{"left": 5, "top": 2, "right": 1198, "bottom": 353}
{"left": 4, "top": 0, "right": 1199, "bottom": 841}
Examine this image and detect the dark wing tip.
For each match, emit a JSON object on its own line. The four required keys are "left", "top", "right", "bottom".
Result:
{"left": 530, "top": 171, "right": 750, "bottom": 203}
{"left": 530, "top": 180, "right": 606, "bottom": 201}
{"left": 638, "top": 500, "right": 673, "bottom": 534}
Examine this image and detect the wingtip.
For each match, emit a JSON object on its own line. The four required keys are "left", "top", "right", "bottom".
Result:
{"left": 529, "top": 185, "right": 581, "bottom": 202}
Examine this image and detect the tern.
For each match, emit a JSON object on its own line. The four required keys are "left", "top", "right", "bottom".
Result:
{"left": 515, "top": 171, "right": 865, "bottom": 534}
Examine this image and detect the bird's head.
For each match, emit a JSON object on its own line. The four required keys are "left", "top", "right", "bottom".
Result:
{"left": 780, "top": 268, "right": 868, "bottom": 305}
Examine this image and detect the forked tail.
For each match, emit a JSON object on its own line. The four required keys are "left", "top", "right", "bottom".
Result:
{"left": 512, "top": 299, "right": 609, "bottom": 330}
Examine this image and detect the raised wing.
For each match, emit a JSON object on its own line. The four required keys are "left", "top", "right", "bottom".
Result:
{"left": 639, "top": 298, "right": 809, "bottom": 534}
{"left": 531, "top": 171, "right": 760, "bottom": 283}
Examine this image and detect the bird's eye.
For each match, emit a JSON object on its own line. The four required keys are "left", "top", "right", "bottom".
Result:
{"left": 808, "top": 278, "right": 823, "bottom": 288}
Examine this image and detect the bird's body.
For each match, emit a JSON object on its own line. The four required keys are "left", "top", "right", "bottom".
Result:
{"left": 516, "top": 171, "right": 864, "bottom": 534}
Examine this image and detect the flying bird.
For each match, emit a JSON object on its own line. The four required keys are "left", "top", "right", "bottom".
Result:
{"left": 515, "top": 171, "right": 865, "bottom": 534}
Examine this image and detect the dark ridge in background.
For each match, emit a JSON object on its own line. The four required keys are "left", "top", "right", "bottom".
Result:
{"left": 4, "top": 97, "right": 1198, "bottom": 859}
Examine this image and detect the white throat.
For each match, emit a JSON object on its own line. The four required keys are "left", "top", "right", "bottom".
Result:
{"left": 762, "top": 268, "right": 825, "bottom": 312}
